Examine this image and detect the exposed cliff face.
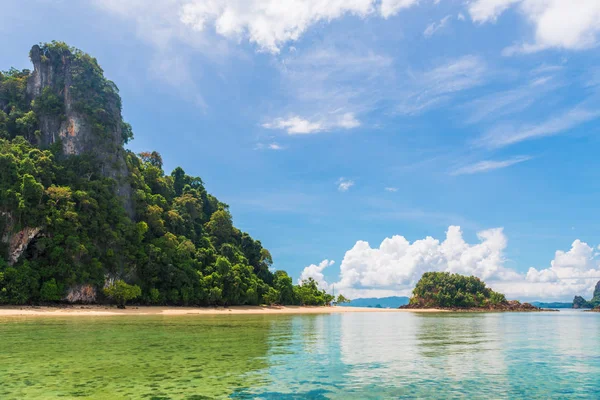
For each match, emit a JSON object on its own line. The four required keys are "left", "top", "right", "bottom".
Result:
{"left": 26, "top": 44, "right": 133, "bottom": 215}
{"left": 0, "top": 212, "right": 40, "bottom": 266}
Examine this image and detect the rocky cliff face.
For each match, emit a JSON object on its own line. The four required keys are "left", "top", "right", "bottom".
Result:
{"left": 26, "top": 44, "right": 133, "bottom": 215}
{"left": 0, "top": 212, "right": 40, "bottom": 266}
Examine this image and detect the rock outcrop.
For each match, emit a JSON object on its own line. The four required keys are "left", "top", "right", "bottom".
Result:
{"left": 0, "top": 212, "right": 40, "bottom": 266}
{"left": 572, "top": 280, "right": 600, "bottom": 309}
{"left": 26, "top": 44, "right": 133, "bottom": 215}
{"left": 65, "top": 284, "right": 97, "bottom": 303}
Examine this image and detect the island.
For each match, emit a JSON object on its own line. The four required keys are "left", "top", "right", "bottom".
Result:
{"left": 572, "top": 280, "right": 600, "bottom": 310}
{"left": 0, "top": 42, "right": 345, "bottom": 309}
{"left": 400, "top": 272, "right": 543, "bottom": 311}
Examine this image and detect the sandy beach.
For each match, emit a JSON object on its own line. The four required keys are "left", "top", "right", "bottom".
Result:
{"left": 0, "top": 305, "right": 447, "bottom": 317}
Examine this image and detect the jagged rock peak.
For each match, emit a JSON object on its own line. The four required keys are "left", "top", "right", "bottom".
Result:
{"left": 26, "top": 42, "right": 133, "bottom": 214}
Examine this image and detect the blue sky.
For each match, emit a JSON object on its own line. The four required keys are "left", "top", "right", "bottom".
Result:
{"left": 3, "top": 0, "right": 600, "bottom": 301}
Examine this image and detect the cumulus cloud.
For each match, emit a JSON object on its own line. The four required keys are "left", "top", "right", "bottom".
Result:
{"left": 299, "top": 227, "right": 600, "bottom": 300}
{"left": 493, "top": 240, "right": 600, "bottom": 300}
{"left": 337, "top": 178, "right": 355, "bottom": 192}
{"left": 384, "top": 187, "right": 398, "bottom": 192}
{"left": 450, "top": 155, "right": 532, "bottom": 175}
{"left": 299, "top": 259, "right": 335, "bottom": 289}
{"left": 468, "top": 0, "right": 600, "bottom": 53}
{"left": 262, "top": 112, "right": 360, "bottom": 134}
{"left": 96, "top": 0, "right": 419, "bottom": 54}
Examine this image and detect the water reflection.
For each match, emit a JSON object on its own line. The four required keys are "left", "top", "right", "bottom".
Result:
{"left": 2, "top": 311, "right": 600, "bottom": 399}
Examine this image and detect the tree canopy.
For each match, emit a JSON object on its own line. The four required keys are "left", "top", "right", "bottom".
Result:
{"left": 408, "top": 272, "right": 507, "bottom": 308}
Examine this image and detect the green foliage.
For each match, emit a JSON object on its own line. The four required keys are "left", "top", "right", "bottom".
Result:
{"left": 274, "top": 270, "right": 295, "bottom": 305}
{"left": 103, "top": 280, "right": 141, "bottom": 307}
{"left": 336, "top": 294, "right": 350, "bottom": 304}
{"left": 33, "top": 87, "right": 64, "bottom": 116}
{"left": 409, "top": 272, "right": 507, "bottom": 308}
{"left": 40, "top": 279, "right": 62, "bottom": 302}
{"left": 263, "top": 287, "right": 280, "bottom": 305}
{"left": 572, "top": 282, "right": 600, "bottom": 308}
{"left": 294, "top": 278, "right": 334, "bottom": 306}
{"left": 0, "top": 42, "right": 331, "bottom": 308}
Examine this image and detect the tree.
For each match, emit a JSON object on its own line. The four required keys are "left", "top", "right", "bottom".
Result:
{"left": 274, "top": 270, "right": 295, "bottom": 305}
{"left": 409, "top": 272, "right": 508, "bottom": 308}
{"left": 205, "top": 209, "right": 233, "bottom": 244}
{"left": 103, "top": 280, "right": 141, "bottom": 308}
{"left": 263, "top": 287, "right": 280, "bottom": 305}
{"left": 336, "top": 294, "right": 350, "bottom": 304}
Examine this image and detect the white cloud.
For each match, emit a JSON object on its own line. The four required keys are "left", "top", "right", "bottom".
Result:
{"left": 397, "top": 55, "right": 486, "bottom": 115}
{"left": 299, "top": 259, "right": 334, "bottom": 289}
{"left": 380, "top": 0, "right": 420, "bottom": 18}
{"left": 423, "top": 14, "right": 451, "bottom": 38}
{"left": 262, "top": 112, "right": 360, "bottom": 134}
{"left": 262, "top": 116, "right": 324, "bottom": 134}
{"left": 91, "top": 0, "right": 418, "bottom": 105}
{"left": 493, "top": 240, "right": 600, "bottom": 300}
{"left": 177, "top": 0, "right": 419, "bottom": 53}
{"left": 299, "top": 226, "right": 518, "bottom": 298}
{"left": 337, "top": 178, "right": 355, "bottom": 192}
{"left": 274, "top": 45, "right": 392, "bottom": 127}
{"left": 450, "top": 155, "right": 532, "bottom": 175}
{"left": 476, "top": 106, "right": 600, "bottom": 148}
{"left": 464, "top": 73, "right": 563, "bottom": 124}
{"left": 468, "top": 0, "right": 600, "bottom": 53}
{"left": 384, "top": 187, "right": 398, "bottom": 192}
{"left": 468, "top": 0, "right": 521, "bottom": 23}
{"left": 255, "top": 142, "right": 285, "bottom": 150}
{"left": 300, "top": 227, "right": 600, "bottom": 300}
{"left": 336, "top": 112, "right": 361, "bottom": 129}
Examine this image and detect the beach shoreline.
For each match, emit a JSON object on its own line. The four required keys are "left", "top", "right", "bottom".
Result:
{"left": 0, "top": 305, "right": 448, "bottom": 317}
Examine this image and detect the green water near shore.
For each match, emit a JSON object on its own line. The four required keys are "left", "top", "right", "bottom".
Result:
{"left": 1, "top": 311, "right": 599, "bottom": 399}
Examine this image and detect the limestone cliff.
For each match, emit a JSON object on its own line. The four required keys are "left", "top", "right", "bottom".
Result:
{"left": 26, "top": 44, "right": 133, "bottom": 215}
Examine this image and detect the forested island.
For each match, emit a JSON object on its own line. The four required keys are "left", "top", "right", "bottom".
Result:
{"left": 0, "top": 42, "right": 341, "bottom": 307}
{"left": 400, "top": 272, "right": 541, "bottom": 311}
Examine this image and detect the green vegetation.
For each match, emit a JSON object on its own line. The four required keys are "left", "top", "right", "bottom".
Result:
{"left": 572, "top": 281, "right": 600, "bottom": 308}
{"left": 103, "top": 280, "right": 141, "bottom": 308}
{"left": 336, "top": 294, "right": 350, "bottom": 304}
{"left": 408, "top": 272, "right": 507, "bottom": 308}
{"left": 0, "top": 42, "right": 345, "bottom": 307}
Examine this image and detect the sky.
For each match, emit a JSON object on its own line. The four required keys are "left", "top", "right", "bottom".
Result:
{"left": 2, "top": 0, "right": 600, "bottom": 301}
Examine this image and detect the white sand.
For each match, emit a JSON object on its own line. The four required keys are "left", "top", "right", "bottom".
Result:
{"left": 0, "top": 305, "right": 446, "bottom": 317}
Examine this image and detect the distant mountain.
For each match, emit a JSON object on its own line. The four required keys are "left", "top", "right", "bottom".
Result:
{"left": 530, "top": 302, "right": 573, "bottom": 309}
{"left": 342, "top": 296, "right": 410, "bottom": 308}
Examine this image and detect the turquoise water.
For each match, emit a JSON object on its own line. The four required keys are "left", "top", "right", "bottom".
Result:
{"left": 1, "top": 310, "right": 599, "bottom": 399}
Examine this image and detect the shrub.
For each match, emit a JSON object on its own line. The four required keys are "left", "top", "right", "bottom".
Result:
{"left": 103, "top": 280, "right": 141, "bottom": 308}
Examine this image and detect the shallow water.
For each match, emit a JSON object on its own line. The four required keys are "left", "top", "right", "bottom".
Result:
{"left": 1, "top": 310, "right": 599, "bottom": 399}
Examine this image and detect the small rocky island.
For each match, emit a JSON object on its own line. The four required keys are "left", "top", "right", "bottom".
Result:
{"left": 572, "top": 280, "right": 600, "bottom": 310}
{"left": 400, "top": 272, "right": 543, "bottom": 312}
